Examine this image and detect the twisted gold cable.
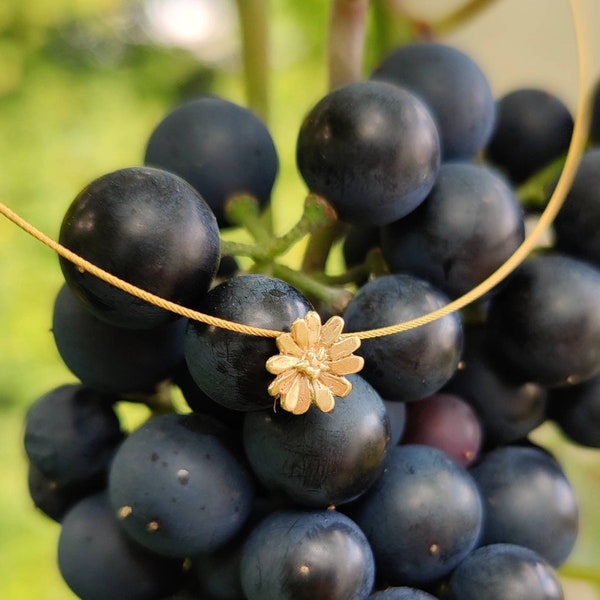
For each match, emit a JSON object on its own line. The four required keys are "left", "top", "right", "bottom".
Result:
{"left": 0, "top": 0, "right": 591, "bottom": 340}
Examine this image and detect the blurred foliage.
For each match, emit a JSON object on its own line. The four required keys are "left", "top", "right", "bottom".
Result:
{"left": 0, "top": 1, "right": 599, "bottom": 599}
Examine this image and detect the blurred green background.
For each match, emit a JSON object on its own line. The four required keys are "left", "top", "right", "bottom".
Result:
{"left": 1, "top": 0, "right": 600, "bottom": 598}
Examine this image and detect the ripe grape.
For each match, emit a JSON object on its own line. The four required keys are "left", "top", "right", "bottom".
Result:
{"left": 184, "top": 274, "right": 313, "bottom": 411}
{"left": 547, "top": 372, "right": 600, "bottom": 448}
{"left": 350, "top": 445, "right": 483, "bottom": 587}
{"left": 27, "top": 463, "right": 100, "bottom": 523}
{"left": 52, "top": 284, "right": 187, "bottom": 394}
{"left": 448, "top": 543, "right": 564, "bottom": 600}
{"left": 59, "top": 166, "right": 220, "bottom": 329}
{"left": 144, "top": 96, "right": 279, "bottom": 226}
{"left": 296, "top": 80, "right": 440, "bottom": 226}
{"left": 371, "top": 42, "right": 496, "bottom": 161}
{"left": 485, "top": 88, "right": 573, "bottom": 184}
{"left": 485, "top": 252, "right": 600, "bottom": 387}
{"left": 242, "top": 374, "right": 390, "bottom": 507}
{"left": 108, "top": 412, "right": 256, "bottom": 557}
{"left": 380, "top": 162, "right": 525, "bottom": 298}
{"left": 445, "top": 325, "right": 548, "bottom": 447}
{"left": 24, "top": 383, "right": 123, "bottom": 488}
{"left": 553, "top": 149, "right": 600, "bottom": 265}
{"left": 343, "top": 274, "right": 463, "bottom": 402}
{"left": 58, "top": 492, "right": 184, "bottom": 600}
{"left": 240, "top": 509, "right": 375, "bottom": 600}
{"left": 469, "top": 445, "right": 578, "bottom": 567}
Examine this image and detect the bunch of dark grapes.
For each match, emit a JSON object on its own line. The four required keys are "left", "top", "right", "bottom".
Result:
{"left": 23, "top": 37, "right": 600, "bottom": 600}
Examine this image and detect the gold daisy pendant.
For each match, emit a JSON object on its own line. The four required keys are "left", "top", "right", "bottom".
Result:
{"left": 266, "top": 311, "right": 365, "bottom": 415}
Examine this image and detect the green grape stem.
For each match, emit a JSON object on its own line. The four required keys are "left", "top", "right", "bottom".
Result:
{"left": 224, "top": 194, "right": 271, "bottom": 244}
{"left": 517, "top": 153, "right": 567, "bottom": 211}
{"left": 235, "top": 0, "right": 270, "bottom": 124}
{"left": 223, "top": 193, "right": 338, "bottom": 262}
{"left": 272, "top": 262, "right": 354, "bottom": 314}
{"left": 221, "top": 193, "right": 358, "bottom": 311}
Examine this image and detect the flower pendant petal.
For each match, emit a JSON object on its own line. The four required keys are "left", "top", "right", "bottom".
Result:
{"left": 266, "top": 311, "right": 364, "bottom": 415}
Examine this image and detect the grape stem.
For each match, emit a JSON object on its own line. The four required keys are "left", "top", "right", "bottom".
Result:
{"left": 328, "top": 0, "right": 371, "bottom": 90}
{"left": 223, "top": 194, "right": 339, "bottom": 263}
{"left": 517, "top": 153, "right": 567, "bottom": 211}
{"left": 222, "top": 194, "right": 356, "bottom": 311}
{"left": 432, "top": 0, "right": 499, "bottom": 35}
{"left": 380, "top": 0, "right": 499, "bottom": 39}
{"left": 272, "top": 263, "right": 354, "bottom": 314}
{"left": 371, "top": 0, "right": 423, "bottom": 62}
{"left": 225, "top": 195, "right": 272, "bottom": 245}
{"left": 235, "top": 0, "right": 270, "bottom": 124}
{"left": 121, "top": 381, "right": 176, "bottom": 416}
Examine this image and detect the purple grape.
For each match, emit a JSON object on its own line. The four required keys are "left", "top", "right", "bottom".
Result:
{"left": 400, "top": 393, "right": 482, "bottom": 467}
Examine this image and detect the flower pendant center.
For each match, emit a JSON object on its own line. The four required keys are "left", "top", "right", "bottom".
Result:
{"left": 265, "top": 311, "right": 364, "bottom": 415}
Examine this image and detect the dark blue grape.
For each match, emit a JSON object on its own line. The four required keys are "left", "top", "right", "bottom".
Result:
{"left": 296, "top": 80, "right": 440, "bottom": 226}
{"left": 58, "top": 492, "right": 184, "bottom": 600}
{"left": 380, "top": 162, "right": 524, "bottom": 298}
{"left": 27, "top": 462, "right": 101, "bottom": 523}
{"left": 350, "top": 445, "right": 483, "bottom": 587}
{"left": 52, "top": 284, "right": 187, "bottom": 394}
{"left": 553, "top": 149, "right": 600, "bottom": 266}
{"left": 485, "top": 252, "right": 600, "bottom": 387}
{"left": 108, "top": 412, "right": 255, "bottom": 557}
{"left": 240, "top": 509, "right": 375, "bottom": 600}
{"left": 172, "top": 360, "right": 245, "bottom": 432}
{"left": 144, "top": 95, "right": 279, "bottom": 226}
{"left": 371, "top": 42, "right": 495, "bottom": 161}
{"left": 59, "top": 166, "right": 220, "bottom": 329}
{"left": 383, "top": 399, "right": 407, "bottom": 446}
{"left": 343, "top": 274, "right": 463, "bottom": 402}
{"left": 191, "top": 495, "right": 277, "bottom": 600}
{"left": 184, "top": 274, "right": 313, "bottom": 411}
{"left": 368, "top": 588, "right": 437, "bottom": 599}
{"left": 485, "top": 88, "right": 573, "bottom": 184}
{"left": 547, "top": 372, "right": 600, "bottom": 447}
{"left": 24, "top": 383, "right": 123, "bottom": 488}
{"left": 444, "top": 324, "right": 548, "bottom": 447}
{"left": 448, "top": 543, "right": 563, "bottom": 600}
{"left": 243, "top": 374, "right": 390, "bottom": 507}
{"left": 469, "top": 445, "right": 578, "bottom": 567}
